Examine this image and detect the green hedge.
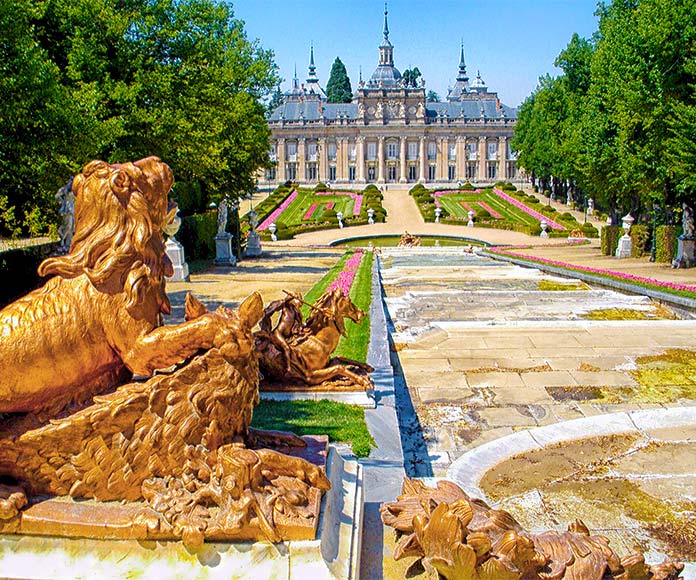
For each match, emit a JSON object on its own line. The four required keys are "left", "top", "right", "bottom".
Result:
{"left": 655, "top": 225, "right": 677, "bottom": 263}
{"left": 0, "top": 242, "right": 58, "bottom": 307}
{"left": 179, "top": 211, "right": 217, "bottom": 260}
{"left": 601, "top": 226, "right": 622, "bottom": 255}
{"left": 630, "top": 224, "right": 650, "bottom": 258}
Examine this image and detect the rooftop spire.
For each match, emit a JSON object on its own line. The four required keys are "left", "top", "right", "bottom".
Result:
{"left": 383, "top": 3, "right": 389, "bottom": 41}
{"left": 307, "top": 43, "right": 317, "bottom": 81}
{"left": 292, "top": 63, "right": 299, "bottom": 89}
{"left": 457, "top": 41, "right": 468, "bottom": 82}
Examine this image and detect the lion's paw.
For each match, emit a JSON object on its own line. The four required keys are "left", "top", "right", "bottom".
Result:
{"left": 0, "top": 485, "right": 27, "bottom": 521}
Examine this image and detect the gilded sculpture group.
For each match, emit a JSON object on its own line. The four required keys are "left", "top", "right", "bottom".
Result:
{"left": 0, "top": 158, "right": 682, "bottom": 578}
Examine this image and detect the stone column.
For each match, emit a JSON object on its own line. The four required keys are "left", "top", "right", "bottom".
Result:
{"left": 399, "top": 136, "right": 407, "bottom": 183}
{"left": 499, "top": 136, "right": 507, "bottom": 181}
{"left": 298, "top": 137, "right": 306, "bottom": 184}
{"left": 341, "top": 138, "right": 350, "bottom": 182}
{"left": 318, "top": 137, "right": 328, "bottom": 182}
{"left": 418, "top": 136, "right": 426, "bottom": 183}
{"left": 456, "top": 136, "right": 465, "bottom": 182}
{"left": 438, "top": 137, "right": 448, "bottom": 181}
{"left": 335, "top": 138, "right": 344, "bottom": 182}
{"left": 276, "top": 138, "right": 286, "bottom": 182}
{"left": 377, "top": 136, "right": 385, "bottom": 183}
{"left": 478, "top": 136, "right": 487, "bottom": 182}
{"left": 357, "top": 136, "right": 366, "bottom": 183}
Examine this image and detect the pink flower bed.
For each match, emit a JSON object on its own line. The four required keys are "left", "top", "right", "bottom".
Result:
{"left": 460, "top": 201, "right": 476, "bottom": 215}
{"left": 259, "top": 190, "right": 299, "bottom": 230}
{"left": 328, "top": 250, "right": 364, "bottom": 295}
{"left": 303, "top": 203, "right": 319, "bottom": 220}
{"left": 478, "top": 201, "right": 503, "bottom": 219}
{"left": 489, "top": 247, "right": 696, "bottom": 292}
{"left": 493, "top": 188, "right": 564, "bottom": 230}
{"left": 317, "top": 191, "right": 363, "bottom": 216}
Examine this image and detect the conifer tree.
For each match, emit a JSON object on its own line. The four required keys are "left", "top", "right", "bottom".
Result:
{"left": 326, "top": 57, "right": 353, "bottom": 103}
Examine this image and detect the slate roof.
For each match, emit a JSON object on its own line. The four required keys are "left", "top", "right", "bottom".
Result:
{"left": 268, "top": 99, "right": 517, "bottom": 123}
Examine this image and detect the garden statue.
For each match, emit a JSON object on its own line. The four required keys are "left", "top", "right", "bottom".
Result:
{"left": 0, "top": 157, "right": 329, "bottom": 547}
{"left": 673, "top": 202, "right": 695, "bottom": 268}
{"left": 216, "top": 196, "right": 228, "bottom": 235}
{"left": 55, "top": 176, "right": 75, "bottom": 252}
{"left": 255, "top": 288, "right": 374, "bottom": 390}
{"left": 382, "top": 478, "right": 683, "bottom": 580}
{"left": 398, "top": 231, "right": 421, "bottom": 247}
{"left": 214, "top": 196, "right": 236, "bottom": 266}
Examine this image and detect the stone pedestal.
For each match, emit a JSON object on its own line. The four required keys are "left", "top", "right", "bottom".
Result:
{"left": 245, "top": 231, "right": 262, "bottom": 258}
{"left": 214, "top": 233, "right": 236, "bottom": 266}
{"left": 0, "top": 448, "right": 363, "bottom": 580}
{"left": 165, "top": 237, "right": 189, "bottom": 281}
{"left": 615, "top": 234, "right": 632, "bottom": 259}
{"left": 672, "top": 237, "right": 695, "bottom": 268}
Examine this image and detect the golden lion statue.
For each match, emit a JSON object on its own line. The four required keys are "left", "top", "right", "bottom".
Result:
{"left": 0, "top": 157, "right": 330, "bottom": 546}
{"left": 0, "top": 156, "right": 240, "bottom": 417}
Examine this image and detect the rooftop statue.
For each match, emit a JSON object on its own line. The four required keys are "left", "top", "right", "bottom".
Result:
{"left": 0, "top": 157, "right": 329, "bottom": 547}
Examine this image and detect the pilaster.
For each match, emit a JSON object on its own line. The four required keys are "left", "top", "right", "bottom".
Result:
{"left": 357, "top": 136, "right": 366, "bottom": 183}
{"left": 399, "top": 136, "right": 407, "bottom": 183}
{"left": 377, "top": 137, "right": 385, "bottom": 183}
{"left": 418, "top": 136, "right": 426, "bottom": 183}
{"left": 478, "top": 136, "right": 486, "bottom": 182}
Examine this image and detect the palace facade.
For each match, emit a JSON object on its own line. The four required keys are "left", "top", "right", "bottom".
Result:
{"left": 264, "top": 8, "right": 518, "bottom": 187}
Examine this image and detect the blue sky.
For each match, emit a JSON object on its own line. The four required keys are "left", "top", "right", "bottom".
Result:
{"left": 233, "top": 0, "right": 600, "bottom": 107}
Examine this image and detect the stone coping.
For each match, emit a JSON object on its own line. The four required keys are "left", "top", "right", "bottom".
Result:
{"left": 484, "top": 250, "right": 696, "bottom": 311}
{"left": 447, "top": 406, "right": 696, "bottom": 501}
{"left": 327, "top": 234, "right": 493, "bottom": 247}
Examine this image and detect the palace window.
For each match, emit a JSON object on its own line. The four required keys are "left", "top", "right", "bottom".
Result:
{"left": 328, "top": 142, "right": 337, "bottom": 161}
{"left": 387, "top": 166, "right": 397, "bottom": 182}
{"left": 306, "top": 163, "right": 317, "bottom": 181}
{"left": 428, "top": 164, "right": 436, "bottom": 181}
{"left": 467, "top": 142, "right": 477, "bottom": 160}
{"left": 506, "top": 161, "right": 517, "bottom": 179}
{"left": 408, "top": 165, "right": 417, "bottom": 182}
{"left": 387, "top": 141, "right": 398, "bottom": 159}
{"left": 466, "top": 162, "right": 477, "bottom": 180}
{"left": 348, "top": 142, "right": 357, "bottom": 161}
{"left": 329, "top": 166, "right": 337, "bottom": 181}
{"left": 506, "top": 142, "right": 517, "bottom": 161}
{"left": 367, "top": 142, "right": 377, "bottom": 161}
{"left": 427, "top": 142, "right": 437, "bottom": 160}
{"left": 487, "top": 162, "right": 497, "bottom": 180}
{"left": 286, "top": 163, "right": 297, "bottom": 181}
{"left": 448, "top": 143, "right": 456, "bottom": 161}
{"left": 367, "top": 166, "right": 376, "bottom": 181}
{"left": 487, "top": 142, "right": 497, "bottom": 161}
{"left": 265, "top": 167, "right": 276, "bottom": 181}
{"left": 348, "top": 166, "right": 356, "bottom": 181}
{"left": 269, "top": 144, "right": 277, "bottom": 162}
{"left": 448, "top": 165, "right": 456, "bottom": 181}
{"left": 408, "top": 141, "right": 418, "bottom": 160}
{"left": 307, "top": 141, "right": 318, "bottom": 162}
{"left": 287, "top": 141, "right": 297, "bottom": 161}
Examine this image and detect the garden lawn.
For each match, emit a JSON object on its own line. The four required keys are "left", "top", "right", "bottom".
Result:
{"left": 434, "top": 190, "right": 548, "bottom": 228}
{"left": 278, "top": 189, "right": 360, "bottom": 227}
{"left": 251, "top": 399, "right": 375, "bottom": 457}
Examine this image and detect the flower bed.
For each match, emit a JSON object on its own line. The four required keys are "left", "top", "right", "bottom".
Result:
{"left": 329, "top": 250, "right": 364, "bottom": 295}
{"left": 258, "top": 189, "right": 299, "bottom": 230}
{"left": 489, "top": 246, "right": 696, "bottom": 298}
{"left": 493, "top": 188, "right": 564, "bottom": 230}
{"left": 303, "top": 203, "right": 319, "bottom": 221}
{"left": 317, "top": 191, "right": 363, "bottom": 216}
{"left": 478, "top": 201, "right": 503, "bottom": 219}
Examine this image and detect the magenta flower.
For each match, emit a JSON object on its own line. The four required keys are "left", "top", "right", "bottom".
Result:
{"left": 489, "top": 247, "right": 696, "bottom": 292}
{"left": 259, "top": 190, "right": 299, "bottom": 230}
{"left": 303, "top": 203, "right": 319, "bottom": 220}
{"left": 328, "top": 250, "right": 364, "bottom": 294}
{"left": 478, "top": 201, "right": 503, "bottom": 219}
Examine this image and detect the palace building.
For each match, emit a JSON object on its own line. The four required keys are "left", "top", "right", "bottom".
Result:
{"left": 264, "top": 7, "right": 518, "bottom": 187}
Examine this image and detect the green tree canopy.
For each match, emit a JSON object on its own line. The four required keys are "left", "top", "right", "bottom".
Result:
{"left": 0, "top": 0, "right": 279, "bottom": 235}
{"left": 426, "top": 90, "right": 440, "bottom": 102}
{"left": 326, "top": 57, "right": 352, "bottom": 103}
{"left": 402, "top": 67, "right": 421, "bottom": 88}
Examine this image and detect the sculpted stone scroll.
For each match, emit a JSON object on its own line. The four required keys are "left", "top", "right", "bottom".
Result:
{"left": 381, "top": 478, "right": 683, "bottom": 580}
{"left": 0, "top": 157, "right": 330, "bottom": 547}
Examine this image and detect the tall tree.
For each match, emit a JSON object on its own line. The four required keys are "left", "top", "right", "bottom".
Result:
{"left": 426, "top": 90, "right": 440, "bottom": 102}
{"left": 268, "top": 85, "right": 285, "bottom": 114}
{"left": 326, "top": 57, "right": 352, "bottom": 103}
{"left": 402, "top": 67, "right": 421, "bottom": 88}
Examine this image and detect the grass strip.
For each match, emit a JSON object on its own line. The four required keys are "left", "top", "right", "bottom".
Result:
{"left": 301, "top": 250, "right": 354, "bottom": 314}
{"left": 335, "top": 250, "right": 374, "bottom": 362}
{"left": 251, "top": 399, "right": 375, "bottom": 458}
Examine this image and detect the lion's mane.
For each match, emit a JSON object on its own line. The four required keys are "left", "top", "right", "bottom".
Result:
{"left": 38, "top": 159, "right": 173, "bottom": 316}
